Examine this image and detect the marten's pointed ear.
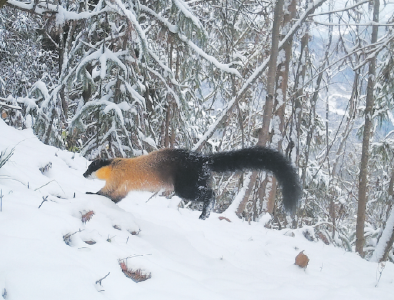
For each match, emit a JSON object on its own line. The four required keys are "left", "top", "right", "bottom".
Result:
{"left": 83, "top": 159, "right": 112, "bottom": 178}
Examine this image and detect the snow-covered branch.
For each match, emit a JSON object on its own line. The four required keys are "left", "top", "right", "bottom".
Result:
{"left": 139, "top": 4, "right": 241, "bottom": 77}
{"left": 6, "top": 0, "right": 111, "bottom": 21}
{"left": 314, "top": 21, "right": 394, "bottom": 27}
{"left": 310, "top": 0, "right": 370, "bottom": 16}
{"left": 0, "top": 99, "right": 22, "bottom": 110}
{"left": 5, "top": 0, "right": 57, "bottom": 15}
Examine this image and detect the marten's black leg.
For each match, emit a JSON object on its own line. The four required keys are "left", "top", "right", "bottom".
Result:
{"left": 199, "top": 188, "right": 215, "bottom": 220}
{"left": 86, "top": 190, "right": 123, "bottom": 203}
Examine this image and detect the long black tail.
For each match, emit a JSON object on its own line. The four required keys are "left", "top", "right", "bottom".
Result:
{"left": 207, "top": 147, "right": 301, "bottom": 212}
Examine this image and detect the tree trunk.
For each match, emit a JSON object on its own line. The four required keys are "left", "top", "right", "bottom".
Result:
{"left": 164, "top": 103, "right": 171, "bottom": 148}
{"left": 293, "top": 33, "right": 309, "bottom": 169}
{"left": 331, "top": 71, "right": 359, "bottom": 177}
{"left": 236, "top": 0, "right": 284, "bottom": 217}
{"left": 265, "top": 0, "right": 296, "bottom": 214}
{"left": 44, "top": 108, "right": 57, "bottom": 145}
{"left": 370, "top": 207, "right": 394, "bottom": 262}
{"left": 300, "top": 14, "right": 333, "bottom": 187}
{"left": 356, "top": 0, "right": 380, "bottom": 257}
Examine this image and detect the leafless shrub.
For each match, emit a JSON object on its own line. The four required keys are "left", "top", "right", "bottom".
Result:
{"left": 63, "top": 229, "right": 83, "bottom": 246}
{"left": 0, "top": 147, "right": 14, "bottom": 169}
{"left": 39, "top": 162, "right": 52, "bottom": 173}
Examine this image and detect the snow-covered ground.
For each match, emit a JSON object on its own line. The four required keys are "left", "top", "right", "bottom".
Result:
{"left": 0, "top": 119, "right": 393, "bottom": 300}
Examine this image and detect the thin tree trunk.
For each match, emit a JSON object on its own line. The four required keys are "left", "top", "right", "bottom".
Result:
{"left": 170, "top": 103, "right": 176, "bottom": 148}
{"left": 164, "top": 103, "right": 171, "bottom": 148}
{"left": 257, "top": 0, "right": 283, "bottom": 147}
{"left": 293, "top": 33, "right": 309, "bottom": 169}
{"left": 44, "top": 108, "right": 56, "bottom": 145}
{"left": 163, "top": 42, "right": 174, "bottom": 148}
{"left": 300, "top": 19, "right": 332, "bottom": 187}
{"left": 356, "top": 0, "right": 380, "bottom": 257}
{"left": 236, "top": 0, "right": 284, "bottom": 217}
{"left": 265, "top": 0, "right": 296, "bottom": 214}
{"left": 331, "top": 71, "right": 359, "bottom": 177}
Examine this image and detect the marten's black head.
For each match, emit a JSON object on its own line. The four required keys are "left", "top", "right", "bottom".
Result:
{"left": 83, "top": 159, "right": 113, "bottom": 179}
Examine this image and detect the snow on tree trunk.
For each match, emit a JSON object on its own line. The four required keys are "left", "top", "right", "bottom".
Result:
{"left": 370, "top": 206, "right": 394, "bottom": 262}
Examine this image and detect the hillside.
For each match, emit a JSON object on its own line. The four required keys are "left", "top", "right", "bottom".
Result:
{"left": 0, "top": 119, "right": 393, "bottom": 300}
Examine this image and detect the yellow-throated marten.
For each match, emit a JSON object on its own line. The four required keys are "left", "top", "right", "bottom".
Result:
{"left": 83, "top": 147, "right": 301, "bottom": 219}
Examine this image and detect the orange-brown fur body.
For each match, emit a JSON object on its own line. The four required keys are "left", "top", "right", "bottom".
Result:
{"left": 94, "top": 150, "right": 173, "bottom": 201}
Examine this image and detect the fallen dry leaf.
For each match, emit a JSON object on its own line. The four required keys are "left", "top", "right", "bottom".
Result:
{"left": 84, "top": 240, "right": 96, "bottom": 245}
{"left": 295, "top": 251, "right": 309, "bottom": 268}
{"left": 81, "top": 210, "right": 95, "bottom": 223}
{"left": 119, "top": 261, "right": 151, "bottom": 283}
{"left": 218, "top": 216, "right": 231, "bottom": 222}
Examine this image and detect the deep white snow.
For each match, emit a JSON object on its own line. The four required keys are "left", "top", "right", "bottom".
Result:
{"left": 0, "top": 119, "right": 393, "bottom": 300}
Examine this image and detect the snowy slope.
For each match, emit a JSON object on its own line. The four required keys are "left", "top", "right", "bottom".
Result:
{"left": 0, "top": 120, "right": 393, "bottom": 300}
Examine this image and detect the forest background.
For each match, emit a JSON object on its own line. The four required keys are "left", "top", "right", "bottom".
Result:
{"left": 1, "top": 0, "right": 394, "bottom": 263}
